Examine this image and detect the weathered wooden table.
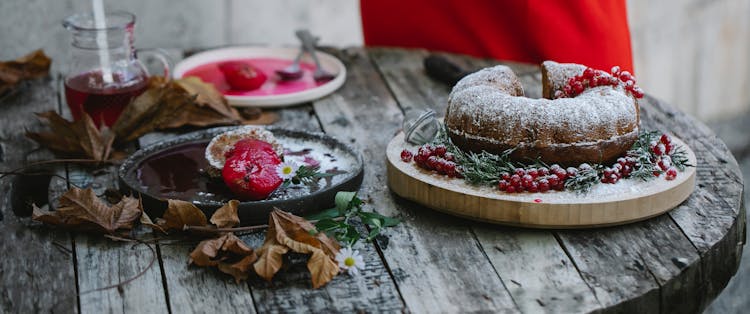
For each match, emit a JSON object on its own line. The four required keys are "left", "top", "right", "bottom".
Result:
{"left": 0, "top": 47, "right": 745, "bottom": 313}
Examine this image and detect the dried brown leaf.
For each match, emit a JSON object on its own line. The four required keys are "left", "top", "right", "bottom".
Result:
{"left": 32, "top": 187, "right": 142, "bottom": 234}
{"left": 209, "top": 200, "right": 240, "bottom": 228}
{"left": 190, "top": 233, "right": 256, "bottom": 282}
{"left": 253, "top": 209, "right": 341, "bottom": 288}
{"left": 0, "top": 50, "right": 51, "bottom": 94}
{"left": 26, "top": 111, "right": 116, "bottom": 161}
{"left": 253, "top": 241, "right": 289, "bottom": 282}
{"left": 139, "top": 210, "right": 166, "bottom": 234}
{"left": 218, "top": 255, "right": 257, "bottom": 283}
{"left": 174, "top": 76, "right": 240, "bottom": 120}
{"left": 158, "top": 199, "right": 208, "bottom": 231}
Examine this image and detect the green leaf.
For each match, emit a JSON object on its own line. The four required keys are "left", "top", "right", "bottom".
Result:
{"left": 305, "top": 207, "right": 340, "bottom": 221}
{"left": 367, "top": 227, "right": 381, "bottom": 240}
{"left": 359, "top": 211, "right": 400, "bottom": 227}
{"left": 334, "top": 191, "right": 358, "bottom": 214}
{"left": 314, "top": 218, "right": 342, "bottom": 232}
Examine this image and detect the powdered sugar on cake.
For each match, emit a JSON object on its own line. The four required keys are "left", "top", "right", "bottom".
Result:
{"left": 446, "top": 64, "right": 638, "bottom": 146}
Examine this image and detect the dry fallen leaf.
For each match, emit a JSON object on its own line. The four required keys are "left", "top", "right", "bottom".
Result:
{"left": 32, "top": 187, "right": 142, "bottom": 234}
{"left": 112, "top": 76, "right": 276, "bottom": 142}
{"left": 26, "top": 111, "right": 116, "bottom": 161}
{"left": 209, "top": 200, "right": 240, "bottom": 228}
{"left": 158, "top": 199, "right": 208, "bottom": 232}
{"left": 190, "top": 233, "right": 257, "bottom": 282}
{"left": 0, "top": 49, "right": 51, "bottom": 95}
{"left": 254, "top": 209, "right": 341, "bottom": 288}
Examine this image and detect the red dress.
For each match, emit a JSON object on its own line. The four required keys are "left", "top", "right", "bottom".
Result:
{"left": 361, "top": 0, "right": 634, "bottom": 73}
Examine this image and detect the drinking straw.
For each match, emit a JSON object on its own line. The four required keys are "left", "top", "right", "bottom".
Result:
{"left": 92, "top": 0, "right": 114, "bottom": 84}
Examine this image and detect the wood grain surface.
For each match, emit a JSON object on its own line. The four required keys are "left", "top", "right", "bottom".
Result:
{"left": 0, "top": 47, "right": 743, "bottom": 313}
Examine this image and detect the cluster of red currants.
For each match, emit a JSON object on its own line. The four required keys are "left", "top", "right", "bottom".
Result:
{"left": 401, "top": 145, "right": 462, "bottom": 178}
{"left": 602, "top": 157, "right": 637, "bottom": 184}
{"left": 555, "top": 66, "right": 645, "bottom": 99}
{"left": 652, "top": 134, "right": 678, "bottom": 180}
{"left": 497, "top": 164, "right": 579, "bottom": 193}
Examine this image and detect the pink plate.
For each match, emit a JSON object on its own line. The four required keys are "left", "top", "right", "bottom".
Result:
{"left": 174, "top": 46, "right": 346, "bottom": 107}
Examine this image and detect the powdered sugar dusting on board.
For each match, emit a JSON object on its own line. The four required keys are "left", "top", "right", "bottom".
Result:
{"left": 445, "top": 64, "right": 638, "bottom": 146}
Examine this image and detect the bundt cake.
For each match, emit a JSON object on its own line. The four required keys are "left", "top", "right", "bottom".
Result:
{"left": 444, "top": 61, "right": 640, "bottom": 165}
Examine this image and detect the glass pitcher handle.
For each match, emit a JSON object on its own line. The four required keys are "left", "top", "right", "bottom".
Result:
{"left": 135, "top": 48, "right": 172, "bottom": 80}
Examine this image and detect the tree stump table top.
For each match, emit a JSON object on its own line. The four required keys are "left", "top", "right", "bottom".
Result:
{"left": 0, "top": 47, "right": 744, "bottom": 313}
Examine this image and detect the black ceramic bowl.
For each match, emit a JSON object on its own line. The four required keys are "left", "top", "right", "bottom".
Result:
{"left": 118, "top": 126, "right": 364, "bottom": 225}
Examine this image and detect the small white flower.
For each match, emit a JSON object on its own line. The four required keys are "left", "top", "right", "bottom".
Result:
{"left": 276, "top": 161, "right": 300, "bottom": 180}
{"left": 335, "top": 247, "right": 365, "bottom": 276}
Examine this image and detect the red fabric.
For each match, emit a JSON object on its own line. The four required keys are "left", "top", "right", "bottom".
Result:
{"left": 361, "top": 0, "right": 634, "bottom": 73}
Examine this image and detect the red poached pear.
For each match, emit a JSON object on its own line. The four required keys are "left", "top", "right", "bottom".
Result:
{"left": 218, "top": 61, "right": 267, "bottom": 91}
{"left": 221, "top": 139, "right": 282, "bottom": 200}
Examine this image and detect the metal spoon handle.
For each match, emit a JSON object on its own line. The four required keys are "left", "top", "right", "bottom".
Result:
{"left": 295, "top": 29, "right": 323, "bottom": 68}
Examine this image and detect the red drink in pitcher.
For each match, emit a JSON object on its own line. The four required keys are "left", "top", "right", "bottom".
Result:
{"left": 63, "top": 11, "right": 170, "bottom": 128}
{"left": 64, "top": 71, "right": 148, "bottom": 127}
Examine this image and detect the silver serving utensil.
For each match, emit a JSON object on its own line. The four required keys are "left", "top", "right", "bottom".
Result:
{"left": 275, "top": 47, "right": 305, "bottom": 81}
{"left": 295, "top": 29, "right": 336, "bottom": 82}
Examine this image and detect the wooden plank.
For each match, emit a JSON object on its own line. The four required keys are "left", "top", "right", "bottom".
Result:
{"left": 0, "top": 77, "right": 78, "bottom": 314}
{"left": 242, "top": 104, "right": 405, "bottom": 313}
{"left": 638, "top": 96, "right": 746, "bottom": 308}
{"left": 472, "top": 228, "right": 601, "bottom": 313}
{"left": 67, "top": 166, "right": 169, "bottom": 314}
{"left": 455, "top": 56, "right": 601, "bottom": 312}
{"left": 157, "top": 242, "right": 257, "bottom": 314}
{"left": 319, "top": 47, "right": 519, "bottom": 313}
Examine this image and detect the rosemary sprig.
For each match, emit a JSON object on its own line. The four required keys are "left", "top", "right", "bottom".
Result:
{"left": 426, "top": 124, "right": 692, "bottom": 193}
{"left": 281, "top": 165, "right": 335, "bottom": 188}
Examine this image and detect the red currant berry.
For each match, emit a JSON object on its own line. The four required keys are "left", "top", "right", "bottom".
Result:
{"left": 579, "top": 163, "right": 593, "bottom": 171}
{"left": 527, "top": 181, "right": 539, "bottom": 193}
{"left": 522, "top": 174, "right": 534, "bottom": 188}
{"left": 434, "top": 145, "right": 447, "bottom": 157}
{"left": 501, "top": 172, "right": 511, "bottom": 181}
{"left": 652, "top": 143, "right": 665, "bottom": 156}
{"left": 498, "top": 180, "right": 510, "bottom": 191}
{"left": 553, "top": 168, "right": 567, "bottom": 180}
{"left": 617, "top": 157, "right": 627, "bottom": 166}
{"left": 506, "top": 186, "right": 516, "bottom": 193}
{"left": 610, "top": 173, "right": 620, "bottom": 183}
{"left": 515, "top": 168, "right": 526, "bottom": 176}
{"left": 444, "top": 152, "right": 455, "bottom": 162}
{"left": 538, "top": 167, "right": 549, "bottom": 176}
{"left": 400, "top": 150, "right": 413, "bottom": 162}
{"left": 665, "top": 167, "right": 678, "bottom": 180}
{"left": 583, "top": 67, "right": 595, "bottom": 79}
{"left": 658, "top": 156, "right": 672, "bottom": 171}
{"left": 538, "top": 179, "right": 550, "bottom": 192}
{"left": 510, "top": 174, "right": 522, "bottom": 187}
{"left": 563, "top": 85, "right": 573, "bottom": 96}
{"left": 547, "top": 175, "right": 559, "bottom": 187}
{"left": 611, "top": 66, "right": 621, "bottom": 74}
{"left": 527, "top": 168, "right": 539, "bottom": 179}
{"left": 619, "top": 71, "right": 632, "bottom": 82}
{"left": 426, "top": 156, "right": 440, "bottom": 170}
{"left": 622, "top": 165, "right": 632, "bottom": 177}
{"left": 566, "top": 167, "right": 578, "bottom": 177}
{"left": 573, "top": 82, "right": 584, "bottom": 94}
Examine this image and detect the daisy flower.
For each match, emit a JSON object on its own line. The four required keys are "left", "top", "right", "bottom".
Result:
{"left": 335, "top": 247, "right": 365, "bottom": 276}
{"left": 276, "top": 161, "right": 300, "bottom": 180}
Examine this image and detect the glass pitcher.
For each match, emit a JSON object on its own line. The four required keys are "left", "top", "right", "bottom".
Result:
{"left": 62, "top": 11, "right": 170, "bottom": 127}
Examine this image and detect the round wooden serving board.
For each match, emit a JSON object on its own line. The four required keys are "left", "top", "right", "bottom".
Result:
{"left": 386, "top": 133, "right": 697, "bottom": 229}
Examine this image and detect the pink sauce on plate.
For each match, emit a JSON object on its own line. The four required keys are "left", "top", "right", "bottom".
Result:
{"left": 182, "top": 58, "right": 329, "bottom": 96}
